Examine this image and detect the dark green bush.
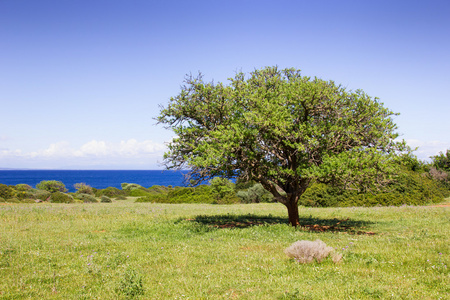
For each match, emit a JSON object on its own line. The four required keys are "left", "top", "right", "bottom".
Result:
{"left": 36, "top": 180, "right": 68, "bottom": 193}
{"left": 135, "top": 185, "right": 216, "bottom": 204}
{"left": 431, "top": 149, "right": 450, "bottom": 172}
{"left": 95, "top": 186, "right": 126, "bottom": 197}
{"left": 298, "top": 168, "right": 449, "bottom": 207}
{"left": 101, "top": 195, "right": 112, "bottom": 203}
{"left": 74, "top": 183, "right": 94, "bottom": 195}
{"left": 135, "top": 194, "right": 168, "bottom": 203}
{"left": 235, "top": 179, "right": 257, "bottom": 190}
{"left": 209, "top": 177, "right": 235, "bottom": 200}
{"left": 236, "top": 183, "right": 274, "bottom": 203}
{"left": 31, "top": 189, "right": 51, "bottom": 201}
{"left": 14, "top": 190, "right": 36, "bottom": 200}
{"left": 76, "top": 193, "right": 98, "bottom": 203}
{"left": 129, "top": 189, "right": 151, "bottom": 197}
{"left": 49, "top": 192, "right": 74, "bottom": 203}
{"left": 15, "top": 184, "right": 32, "bottom": 191}
{"left": 148, "top": 185, "right": 172, "bottom": 194}
{"left": 121, "top": 183, "right": 146, "bottom": 191}
{"left": 0, "top": 184, "right": 14, "bottom": 199}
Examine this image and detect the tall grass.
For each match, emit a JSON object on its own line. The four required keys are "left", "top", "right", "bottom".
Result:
{"left": 0, "top": 200, "right": 448, "bottom": 299}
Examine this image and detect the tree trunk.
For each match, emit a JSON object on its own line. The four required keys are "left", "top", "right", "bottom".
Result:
{"left": 285, "top": 198, "right": 300, "bottom": 227}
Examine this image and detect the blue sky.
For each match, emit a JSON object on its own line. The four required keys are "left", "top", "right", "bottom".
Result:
{"left": 1, "top": 0, "right": 449, "bottom": 169}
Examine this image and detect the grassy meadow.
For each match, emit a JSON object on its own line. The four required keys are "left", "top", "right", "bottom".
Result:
{"left": 0, "top": 199, "right": 449, "bottom": 299}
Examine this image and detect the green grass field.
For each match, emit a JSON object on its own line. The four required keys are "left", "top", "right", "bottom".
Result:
{"left": 1, "top": 200, "right": 448, "bottom": 299}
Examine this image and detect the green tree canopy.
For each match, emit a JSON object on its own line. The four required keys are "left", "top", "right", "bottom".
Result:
{"left": 431, "top": 149, "right": 450, "bottom": 172}
{"left": 158, "top": 66, "right": 407, "bottom": 226}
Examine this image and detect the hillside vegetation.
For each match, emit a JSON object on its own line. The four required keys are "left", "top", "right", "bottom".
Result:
{"left": 2, "top": 153, "right": 449, "bottom": 207}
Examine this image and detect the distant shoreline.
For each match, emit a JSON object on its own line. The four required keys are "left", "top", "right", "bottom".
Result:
{"left": 0, "top": 170, "right": 190, "bottom": 192}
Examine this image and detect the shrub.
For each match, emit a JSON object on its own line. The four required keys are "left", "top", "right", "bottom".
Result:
{"left": 14, "top": 190, "right": 36, "bottom": 200}
{"left": 0, "top": 197, "right": 5, "bottom": 202}
{"left": 298, "top": 167, "right": 449, "bottom": 207}
{"left": 76, "top": 193, "right": 98, "bottom": 203}
{"left": 128, "top": 189, "right": 150, "bottom": 197}
{"left": 284, "top": 240, "right": 336, "bottom": 263}
{"left": 148, "top": 185, "right": 172, "bottom": 193}
{"left": 121, "top": 183, "right": 146, "bottom": 191}
{"left": 237, "top": 183, "right": 274, "bottom": 203}
{"left": 0, "top": 184, "right": 14, "bottom": 199}
{"left": 15, "top": 184, "right": 32, "bottom": 191}
{"left": 135, "top": 194, "right": 167, "bottom": 203}
{"left": 115, "top": 195, "right": 128, "bottom": 200}
{"left": 74, "top": 183, "right": 94, "bottom": 195}
{"left": 96, "top": 186, "right": 126, "bottom": 198}
{"left": 431, "top": 149, "right": 450, "bottom": 172}
{"left": 49, "top": 192, "right": 74, "bottom": 203}
{"left": 36, "top": 180, "right": 68, "bottom": 193}
{"left": 398, "top": 153, "right": 428, "bottom": 172}
{"left": 135, "top": 185, "right": 216, "bottom": 204}
{"left": 101, "top": 196, "right": 112, "bottom": 203}
{"left": 209, "top": 177, "right": 235, "bottom": 200}
{"left": 31, "top": 189, "right": 51, "bottom": 201}
{"left": 235, "top": 179, "right": 257, "bottom": 190}
{"left": 5, "top": 198, "right": 20, "bottom": 203}
{"left": 213, "top": 194, "right": 241, "bottom": 204}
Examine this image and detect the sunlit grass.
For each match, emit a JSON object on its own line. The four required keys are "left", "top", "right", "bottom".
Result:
{"left": 0, "top": 200, "right": 448, "bottom": 299}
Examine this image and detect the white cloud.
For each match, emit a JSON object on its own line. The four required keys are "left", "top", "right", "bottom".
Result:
{"left": 406, "top": 139, "right": 450, "bottom": 161}
{"left": 31, "top": 139, "right": 167, "bottom": 158}
{"left": 76, "top": 140, "right": 109, "bottom": 157}
{"left": 0, "top": 139, "right": 168, "bottom": 169}
{"left": 42, "top": 141, "right": 73, "bottom": 157}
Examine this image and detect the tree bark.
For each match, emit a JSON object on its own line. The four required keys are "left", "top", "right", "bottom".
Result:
{"left": 285, "top": 198, "right": 300, "bottom": 227}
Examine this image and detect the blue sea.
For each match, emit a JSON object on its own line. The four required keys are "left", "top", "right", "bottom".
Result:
{"left": 0, "top": 170, "right": 190, "bottom": 192}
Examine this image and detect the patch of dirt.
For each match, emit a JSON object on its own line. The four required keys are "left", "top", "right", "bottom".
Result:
{"left": 301, "top": 221, "right": 377, "bottom": 235}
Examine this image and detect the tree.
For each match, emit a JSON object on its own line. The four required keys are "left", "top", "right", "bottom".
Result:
{"left": 158, "top": 67, "right": 406, "bottom": 226}
{"left": 431, "top": 149, "right": 450, "bottom": 172}
{"left": 74, "top": 182, "right": 94, "bottom": 195}
{"left": 209, "top": 177, "right": 235, "bottom": 200}
{"left": 36, "top": 180, "right": 68, "bottom": 193}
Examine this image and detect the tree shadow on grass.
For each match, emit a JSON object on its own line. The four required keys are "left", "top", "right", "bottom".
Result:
{"left": 186, "top": 214, "right": 376, "bottom": 235}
